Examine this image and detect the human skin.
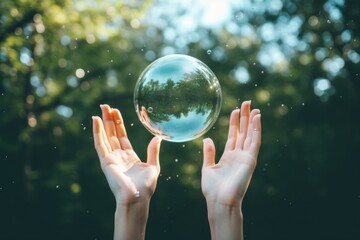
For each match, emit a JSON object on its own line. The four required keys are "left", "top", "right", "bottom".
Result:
{"left": 92, "top": 104, "right": 162, "bottom": 240}
{"left": 201, "top": 101, "right": 262, "bottom": 240}
{"left": 92, "top": 101, "right": 261, "bottom": 240}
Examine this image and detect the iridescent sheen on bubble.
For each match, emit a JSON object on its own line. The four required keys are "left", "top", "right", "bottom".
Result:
{"left": 134, "top": 54, "right": 222, "bottom": 142}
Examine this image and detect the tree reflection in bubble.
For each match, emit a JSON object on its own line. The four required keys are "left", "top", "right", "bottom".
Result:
{"left": 134, "top": 54, "right": 222, "bottom": 142}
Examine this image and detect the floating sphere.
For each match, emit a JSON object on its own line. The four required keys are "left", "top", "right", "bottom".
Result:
{"left": 134, "top": 54, "right": 222, "bottom": 142}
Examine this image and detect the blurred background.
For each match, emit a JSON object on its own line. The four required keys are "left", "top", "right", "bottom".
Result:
{"left": 1, "top": 0, "right": 359, "bottom": 239}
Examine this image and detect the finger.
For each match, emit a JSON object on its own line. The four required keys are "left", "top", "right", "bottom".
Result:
{"left": 249, "top": 114, "right": 262, "bottom": 159}
{"left": 236, "top": 101, "right": 251, "bottom": 150}
{"left": 100, "top": 117, "right": 112, "bottom": 153}
{"left": 146, "top": 136, "right": 162, "bottom": 173}
{"left": 112, "top": 108, "right": 133, "bottom": 150}
{"left": 202, "top": 138, "right": 216, "bottom": 169}
{"left": 141, "top": 106, "right": 150, "bottom": 122}
{"left": 224, "top": 109, "right": 240, "bottom": 151}
{"left": 243, "top": 109, "right": 261, "bottom": 150}
{"left": 101, "top": 104, "right": 121, "bottom": 150}
{"left": 92, "top": 116, "right": 110, "bottom": 159}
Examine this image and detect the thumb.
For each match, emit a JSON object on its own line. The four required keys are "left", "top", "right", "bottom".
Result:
{"left": 202, "top": 138, "right": 216, "bottom": 169}
{"left": 147, "top": 136, "right": 162, "bottom": 171}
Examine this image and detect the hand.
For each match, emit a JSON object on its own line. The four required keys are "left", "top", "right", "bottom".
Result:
{"left": 201, "top": 101, "right": 261, "bottom": 206}
{"left": 92, "top": 104, "right": 162, "bottom": 205}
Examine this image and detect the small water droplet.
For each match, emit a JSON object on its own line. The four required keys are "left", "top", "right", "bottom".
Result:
{"left": 83, "top": 127, "right": 86, "bottom": 130}
{"left": 130, "top": 123, "right": 134, "bottom": 126}
{"left": 281, "top": 104, "right": 285, "bottom": 107}
{"left": 182, "top": 144, "right": 185, "bottom": 148}
{"left": 301, "top": 102, "right": 305, "bottom": 106}
{"left": 54, "top": 146, "right": 57, "bottom": 149}
{"left": 176, "top": 174, "right": 179, "bottom": 178}
{"left": 110, "top": 59, "right": 113, "bottom": 63}
{"left": 134, "top": 191, "right": 140, "bottom": 198}
{"left": 207, "top": 50, "right": 212, "bottom": 55}
{"left": 254, "top": 84, "right": 258, "bottom": 87}
{"left": 56, "top": 185, "right": 59, "bottom": 189}
{"left": 128, "top": 73, "right": 132, "bottom": 76}
{"left": 261, "top": 70, "right": 264, "bottom": 74}
{"left": 327, "top": 19, "right": 331, "bottom": 24}
{"left": 147, "top": 107, "right": 153, "bottom": 113}
{"left": 175, "top": 159, "right": 178, "bottom": 163}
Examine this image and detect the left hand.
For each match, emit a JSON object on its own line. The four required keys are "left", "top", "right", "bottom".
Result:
{"left": 92, "top": 104, "right": 162, "bottom": 205}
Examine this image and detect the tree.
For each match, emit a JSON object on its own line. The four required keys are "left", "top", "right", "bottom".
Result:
{"left": 1, "top": 0, "right": 359, "bottom": 239}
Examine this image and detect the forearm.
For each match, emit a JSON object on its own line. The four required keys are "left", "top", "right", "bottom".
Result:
{"left": 114, "top": 200, "right": 150, "bottom": 240}
{"left": 206, "top": 200, "right": 244, "bottom": 240}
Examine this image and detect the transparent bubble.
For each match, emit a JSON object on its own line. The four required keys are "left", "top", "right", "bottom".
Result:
{"left": 134, "top": 54, "right": 222, "bottom": 142}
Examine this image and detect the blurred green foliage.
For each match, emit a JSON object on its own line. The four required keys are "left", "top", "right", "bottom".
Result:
{"left": 0, "top": 0, "right": 359, "bottom": 239}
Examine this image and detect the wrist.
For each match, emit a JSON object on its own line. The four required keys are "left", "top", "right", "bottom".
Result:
{"left": 206, "top": 200, "right": 244, "bottom": 240}
{"left": 206, "top": 199, "right": 243, "bottom": 221}
{"left": 114, "top": 199, "right": 151, "bottom": 240}
{"left": 115, "top": 197, "right": 151, "bottom": 214}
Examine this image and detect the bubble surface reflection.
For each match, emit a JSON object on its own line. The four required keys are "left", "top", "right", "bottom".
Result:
{"left": 134, "top": 54, "right": 222, "bottom": 142}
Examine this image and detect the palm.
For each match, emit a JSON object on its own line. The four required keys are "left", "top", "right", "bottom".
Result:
{"left": 101, "top": 150, "right": 158, "bottom": 203}
{"left": 202, "top": 101, "right": 261, "bottom": 206}
{"left": 202, "top": 150, "right": 256, "bottom": 205}
{"left": 92, "top": 105, "right": 161, "bottom": 204}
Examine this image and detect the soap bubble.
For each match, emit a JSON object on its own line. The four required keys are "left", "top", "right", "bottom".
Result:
{"left": 134, "top": 54, "right": 222, "bottom": 142}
